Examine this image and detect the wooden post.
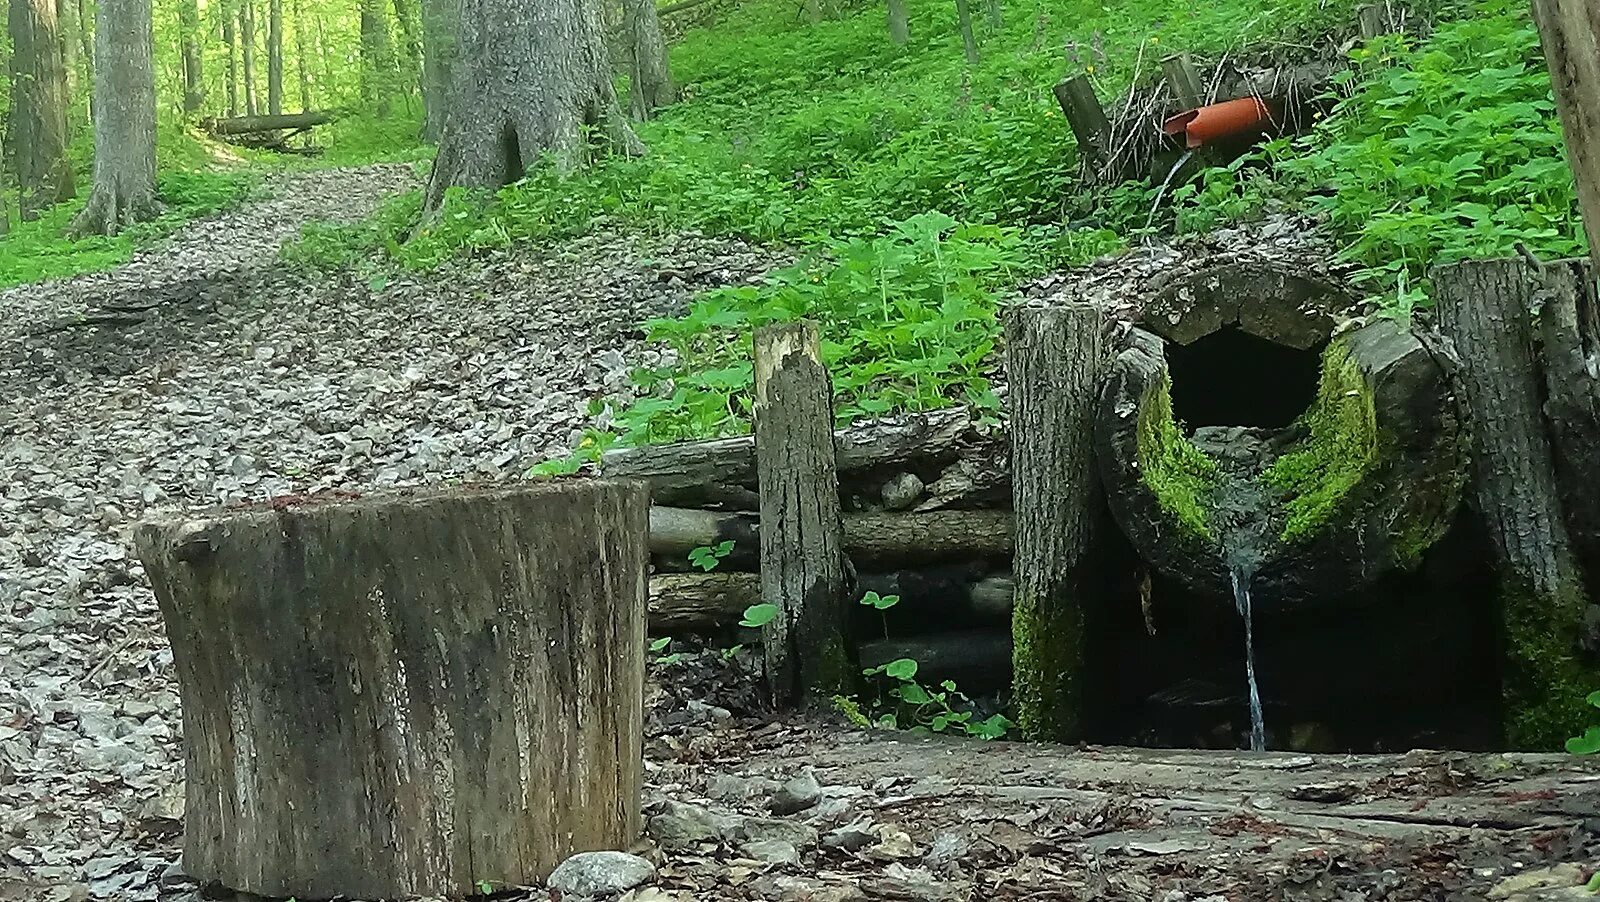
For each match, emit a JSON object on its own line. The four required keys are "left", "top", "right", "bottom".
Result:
{"left": 135, "top": 481, "right": 649, "bottom": 899}
{"left": 1530, "top": 0, "right": 1600, "bottom": 274}
{"left": 753, "top": 321, "right": 855, "bottom": 706}
{"left": 1433, "top": 260, "right": 1595, "bottom": 748}
{"left": 1532, "top": 259, "right": 1600, "bottom": 573}
{"left": 1053, "top": 74, "right": 1113, "bottom": 174}
{"left": 1006, "top": 303, "right": 1110, "bottom": 742}
{"left": 1161, "top": 53, "right": 1205, "bottom": 110}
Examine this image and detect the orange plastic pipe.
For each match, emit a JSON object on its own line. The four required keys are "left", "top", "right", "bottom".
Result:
{"left": 1161, "top": 97, "right": 1276, "bottom": 149}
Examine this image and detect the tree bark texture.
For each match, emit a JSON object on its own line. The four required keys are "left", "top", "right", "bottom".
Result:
{"left": 418, "top": 0, "right": 454, "bottom": 139}
{"left": 1530, "top": 0, "right": 1600, "bottom": 273}
{"left": 222, "top": 0, "right": 239, "bottom": 116}
{"left": 1532, "top": 259, "right": 1600, "bottom": 576}
{"left": 266, "top": 0, "right": 283, "bottom": 114}
{"left": 360, "top": 0, "right": 394, "bottom": 112}
{"left": 1433, "top": 259, "right": 1595, "bottom": 749}
{"left": 624, "top": 0, "right": 676, "bottom": 120}
{"left": 392, "top": 0, "right": 423, "bottom": 91}
{"left": 239, "top": 0, "right": 258, "bottom": 116}
{"left": 292, "top": 0, "right": 312, "bottom": 109}
{"left": 424, "top": 0, "right": 642, "bottom": 210}
{"left": 179, "top": 0, "right": 204, "bottom": 112}
{"left": 70, "top": 0, "right": 158, "bottom": 237}
{"left": 134, "top": 481, "right": 648, "bottom": 899}
{"left": 754, "top": 321, "right": 856, "bottom": 706}
{"left": 954, "top": 0, "right": 980, "bottom": 64}
{"left": 887, "top": 0, "right": 909, "bottom": 45}
{"left": 8, "top": 0, "right": 76, "bottom": 218}
{"left": 1006, "top": 303, "right": 1110, "bottom": 742}
{"left": 0, "top": 126, "right": 9, "bottom": 235}
{"left": 58, "top": 0, "right": 79, "bottom": 120}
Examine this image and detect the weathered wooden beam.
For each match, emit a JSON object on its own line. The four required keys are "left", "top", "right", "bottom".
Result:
{"left": 649, "top": 506, "right": 1014, "bottom": 570}
{"left": 1053, "top": 74, "right": 1113, "bottom": 172}
{"left": 134, "top": 481, "right": 648, "bottom": 898}
{"left": 1161, "top": 53, "right": 1206, "bottom": 110}
{"left": 754, "top": 321, "right": 855, "bottom": 706}
{"left": 1434, "top": 259, "right": 1595, "bottom": 748}
{"left": 1006, "top": 303, "right": 1111, "bottom": 742}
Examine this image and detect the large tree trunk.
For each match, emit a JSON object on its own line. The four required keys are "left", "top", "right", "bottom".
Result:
{"left": 359, "top": 0, "right": 394, "bottom": 113}
{"left": 624, "top": 0, "right": 675, "bottom": 120}
{"left": 418, "top": 0, "right": 454, "bottom": 139}
{"left": 424, "top": 0, "right": 642, "bottom": 210}
{"left": 8, "top": 0, "right": 77, "bottom": 219}
{"left": 222, "top": 0, "right": 239, "bottom": 116}
{"left": 1530, "top": 0, "right": 1600, "bottom": 273}
{"left": 266, "top": 0, "right": 283, "bottom": 114}
{"left": 179, "top": 0, "right": 204, "bottom": 113}
{"left": 887, "top": 0, "right": 909, "bottom": 45}
{"left": 70, "top": 0, "right": 158, "bottom": 237}
{"left": 239, "top": 0, "right": 258, "bottom": 116}
{"left": 292, "top": 0, "right": 312, "bottom": 109}
{"left": 1433, "top": 259, "right": 1595, "bottom": 749}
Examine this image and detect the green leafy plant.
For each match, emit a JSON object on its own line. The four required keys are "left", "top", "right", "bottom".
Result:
{"left": 650, "top": 636, "right": 685, "bottom": 666}
{"left": 740, "top": 603, "right": 780, "bottom": 628}
{"left": 859, "top": 657, "right": 1014, "bottom": 739}
{"left": 1565, "top": 691, "right": 1600, "bottom": 755}
{"left": 689, "top": 540, "right": 737, "bottom": 572}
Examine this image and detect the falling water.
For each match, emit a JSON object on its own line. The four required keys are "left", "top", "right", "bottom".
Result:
{"left": 1230, "top": 566, "right": 1266, "bottom": 752}
{"left": 1144, "top": 150, "right": 1196, "bottom": 233}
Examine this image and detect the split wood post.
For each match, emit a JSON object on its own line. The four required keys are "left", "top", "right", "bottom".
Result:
{"left": 1530, "top": 0, "right": 1600, "bottom": 274}
{"left": 134, "top": 481, "right": 649, "bottom": 899}
{"left": 1434, "top": 260, "right": 1595, "bottom": 748}
{"left": 1161, "top": 53, "right": 1205, "bottom": 110}
{"left": 1053, "top": 74, "right": 1113, "bottom": 175}
{"left": 1531, "top": 259, "right": 1600, "bottom": 574}
{"left": 753, "top": 321, "right": 856, "bottom": 706}
{"left": 1006, "top": 302, "right": 1111, "bottom": 742}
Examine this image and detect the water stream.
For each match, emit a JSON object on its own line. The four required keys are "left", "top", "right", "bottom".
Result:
{"left": 1145, "top": 149, "right": 1196, "bottom": 233}
{"left": 1230, "top": 566, "right": 1267, "bottom": 752}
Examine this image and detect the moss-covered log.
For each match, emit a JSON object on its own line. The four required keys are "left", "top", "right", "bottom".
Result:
{"left": 1097, "top": 319, "right": 1465, "bottom": 607}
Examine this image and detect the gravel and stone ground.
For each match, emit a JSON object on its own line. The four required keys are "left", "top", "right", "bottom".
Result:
{"left": 2, "top": 167, "right": 1598, "bottom": 902}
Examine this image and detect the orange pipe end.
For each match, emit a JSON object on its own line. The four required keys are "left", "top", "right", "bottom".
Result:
{"left": 1161, "top": 97, "right": 1276, "bottom": 149}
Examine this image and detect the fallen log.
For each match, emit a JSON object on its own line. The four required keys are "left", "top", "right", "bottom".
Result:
{"left": 649, "top": 506, "right": 1014, "bottom": 570}
{"left": 134, "top": 481, "right": 648, "bottom": 899}
{"left": 861, "top": 629, "right": 1013, "bottom": 695}
{"left": 202, "top": 110, "right": 336, "bottom": 135}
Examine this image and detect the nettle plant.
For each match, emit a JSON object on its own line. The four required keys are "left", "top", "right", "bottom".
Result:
{"left": 1566, "top": 691, "right": 1600, "bottom": 756}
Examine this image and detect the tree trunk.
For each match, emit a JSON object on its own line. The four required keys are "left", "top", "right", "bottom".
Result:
{"left": 179, "top": 0, "right": 204, "bottom": 113}
{"left": 0, "top": 127, "right": 9, "bottom": 236}
{"left": 1533, "top": 259, "right": 1600, "bottom": 578}
{"left": 359, "top": 0, "right": 394, "bottom": 113}
{"left": 392, "top": 0, "right": 423, "bottom": 94}
{"left": 76, "top": 0, "right": 93, "bottom": 117}
{"left": 222, "top": 0, "right": 239, "bottom": 116}
{"left": 624, "top": 0, "right": 675, "bottom": 120}
{"left": 1529, "top": 0, "right": 1600, "bottom": 273}
{"left": 887, "top": 0, "right": 909, "bottom": 45}
{"left": 204, "top": 110, "right": 333, "bottom": 134}
{"left": 239, "top": 0, "right": 257, "bottom": 116}
{"left": 58, "top": 0, "right": 79, "bottom": 124}
{"left": 1433, "top": 259, "right": 1595, "bottom": 749}
{"left": 954, "top": 0, "right": 980, "bottom": 64}
{"left": 418, "top": 0, "right": 454, "bottom": 139}
{"left": 292, "top": 0, "right": 311, "bottom": 109}
{"left": 70, "top": 0, "right": 158, "bottom": 237}
{"left": 315, "top": 9, "right": 335, "bottom": 106}
{"left": 8, "top": 0, "right": 77, "bottom": 218}
{"left": 266, "top": 0, "right": 283, "bottom": 115}
{"left": 985, "top": 0, "right": 1001, "bottom": 29}
{"left": 754, "top": 321, "right": 857, "bottom": 706}
{"left": 133, "top": 481, "right": 648, "bottom": 899}
{"left": 1006, "top": 304, "right": 1110, "bottom": 742}
{"left": 805, "top": 0, "right": 822, "bottom": 24}
{"left": 424, "top": 0, "right": 642, "bottom": 211}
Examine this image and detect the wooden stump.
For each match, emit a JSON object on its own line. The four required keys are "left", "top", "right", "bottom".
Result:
{"left": 1532, "top": 259, "right": 1600, "bottom": 578}
{"left": 135, "top": 481, "right": 649, "bottom": 899}
{"left": 753, "top": 321, "right": 856, "bottom": 706}
{"left": 1434, "top": 259, "right": 1595, "bottom": 748}
{"left": 1006, "top": 303, "right": 1111, "bottom": 741}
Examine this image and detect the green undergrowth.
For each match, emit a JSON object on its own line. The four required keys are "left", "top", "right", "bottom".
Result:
{"left": 0, "top": 126, "right": 257, "bottom": 289}
{"left": 1266, "top": 342, "right": 1379, "bottom": 544}
{"left": 1136, "top": 374, "right": 1216, "bottom": 541}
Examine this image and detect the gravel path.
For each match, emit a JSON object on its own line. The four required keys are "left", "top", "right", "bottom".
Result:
{"left": 0, "top": 165, "right": 777, "bottom": 901}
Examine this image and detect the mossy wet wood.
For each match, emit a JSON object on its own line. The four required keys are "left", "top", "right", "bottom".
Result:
{"left": 1531, "top": 259, "right": 1600, "bottom": 580}
{"left": 1006, "top": 303, "right": 1111, "bottom": 742}
{"left": 1435, "top": 259, "right": 1596, "bottom": 748}
{"left": 134, "top": 480, "right": 648, "bottom": 900}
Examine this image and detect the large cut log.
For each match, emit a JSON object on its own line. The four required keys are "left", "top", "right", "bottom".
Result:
{"left": 202, "top": 110, "right": 335, "bottom": 134}
{"left": 1532, "top": 259, "right": 1600, "bottom": 578}
{"left": 1007, "top": 303, "right": 1111, "bottom": 742}
{"left": 648, "top": 506, "right": 1013, "bottom": 570}
{"left": 1435, "top": 259, "right": 1596, "bottom": 748}
{"left": 134, "top": 481, "right": 648, "bottom": 899}
{"left": 601, "top": 406, "right": 997, "bottom": 509}
{"left": 1097, "top": 319, "right": 1465, "bottom": 607}
{"left": 1140, "top": 260, "right": 1351, "bottom": 349}
{"left": 754, "top": 322, "right": 856, "bottom": 705}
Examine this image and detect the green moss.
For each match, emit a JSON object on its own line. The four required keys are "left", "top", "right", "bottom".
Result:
{"left": 804, "top": 632, "right": 859, "bottom": 706}
{"left": 1266, "top": 342, "right": 1380, "bottom": 544}
{"left": 1012, "top": 586, "right": 1085, "bottom": 742}
{"left": 1135, "top": 375, "right": 1217, "bottom": 541}
{"left": 1501, "top": 575, "right": 1599, "bottom": 749}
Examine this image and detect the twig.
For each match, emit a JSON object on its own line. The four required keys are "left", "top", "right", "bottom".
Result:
{"left": 80, "top": 636, "right": 136, "bottom": 686}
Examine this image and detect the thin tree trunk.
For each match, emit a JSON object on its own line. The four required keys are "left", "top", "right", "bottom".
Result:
{"left": 292, "top": 0, "right": 311, "bottom": 110}
{"left": 624, "top": 0, "right": 675, "bottom": 120}
{"left": 266, "top": 0, "right": 282, "bottom": 114}
{"left": 359, "top": 0, "right": 394, "bottom": 114}
{"left": 955, "top": 0, "right": 980, "bottom": 64}
{"left": 985, "top": 0, "right": 1001, "bottom": 29}
{"left": 222, "top": 0, "right": 239, "bottom": 116}
{"left": 71, "top": 0, "right": 157, "bottom": 236}
{"left": 424, "top": 0, "right": 642, "bottom": 211}
{"left": 1529, "top": 0, "right": 1600, "bottom": 273}
{"left": 887, "top": 0, "right": 909, "bottom": 45}
{"left": 76, "top": 0, "right": 93, "bottom": 117}
{"left": 315, "top": 11, "right": 335, "bottom": 104}
{"left": 805, "top": 0, "right": 822, "bottom": 24}
{"left": 239, "top": 0, "right": 257, "bottom": 116}
{"left": 179, "top": 0, "right": 204, "bottom": 112}
{"left": 418, "top": 0, "right": 454, "bottom": 139}
{"left": 0, "top": 128, "right": 9, "bottom": 236}
{"left": 58, "top": 0, "right": 79, "bottom": 123}
{"left": 392, "top": 0, "right": 422, "bottom": 95}
{"left": 8, "top": 0, "right": 76, "bottom": 219}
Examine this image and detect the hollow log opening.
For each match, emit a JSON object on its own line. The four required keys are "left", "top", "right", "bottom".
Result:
{"left": 1166, "top": 327, "right": 1325, "bottom": 429}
